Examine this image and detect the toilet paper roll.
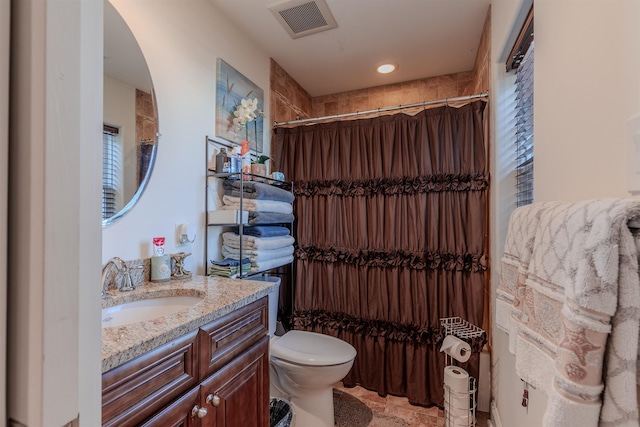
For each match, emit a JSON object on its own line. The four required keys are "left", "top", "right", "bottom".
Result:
{"left": 445, "top": 394, "right": 472, "bottom": 417}
{"left": 447, "top": 415, "right": 475, "bottom": 427}
{"left": 447, "top": 413, "right": 475, "bottom": 427}
{"left": 444, "top": 366, "right": 469, "bottom": 394}
{"left": 444, "top": 366, "right": 470, "bottom": 417}
{"left": 440, "top": 335, "right": 471, "bottom": 363}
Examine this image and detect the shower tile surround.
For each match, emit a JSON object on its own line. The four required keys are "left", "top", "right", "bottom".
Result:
{"left": 272, "top": 61, "right": 477, "bottom": 125}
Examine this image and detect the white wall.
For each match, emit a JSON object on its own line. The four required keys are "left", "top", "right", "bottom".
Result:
{"left": 8, "top": 0, "right": 102, "bottom": 425}
{"left": 490, "top": 1, "right": 640, "bottom": 426}
{"left": 535, "top": 0, "right": 640, "bottom": 201}
{"left": 103, "top": 0, "right": 271, "bottom": 276}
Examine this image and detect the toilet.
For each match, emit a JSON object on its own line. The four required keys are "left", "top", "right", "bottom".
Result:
{"left": 266, "top": 277, "right": 357, "bottom": 427}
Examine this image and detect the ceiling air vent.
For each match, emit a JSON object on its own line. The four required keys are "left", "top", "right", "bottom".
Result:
{"left": 269, "top": 0, "right": 338, "bottom": 39}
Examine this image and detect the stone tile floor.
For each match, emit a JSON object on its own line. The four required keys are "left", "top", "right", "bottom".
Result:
{"left": 334, "top": 382, "right": 490, "bottom": 427}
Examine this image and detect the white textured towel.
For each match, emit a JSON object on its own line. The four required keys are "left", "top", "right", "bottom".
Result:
{"left": 221, "top": 195, "right": 293, "bottom": 214}
{"left": 498, "top": 198, "right": 640, "bottom": 427}
{"left": 250, "top": 255, "right": 294, "bottom": 273}
{"left": 222, "top": 232, "right": 295, "bottom": 250}
{"left": 222, "top": 244, "right": 294, "bottom": 262}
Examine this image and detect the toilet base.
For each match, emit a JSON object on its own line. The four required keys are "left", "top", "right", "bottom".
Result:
{"left": 268, "top": 331, "right": 357, "bottom": 427}
{"left": 285, "top": 388, "right": 334, "bottom": 427}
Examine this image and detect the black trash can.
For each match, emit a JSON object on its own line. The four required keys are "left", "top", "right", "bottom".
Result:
{"left": 270, "top": 397, "right": 293, "bottom": 427}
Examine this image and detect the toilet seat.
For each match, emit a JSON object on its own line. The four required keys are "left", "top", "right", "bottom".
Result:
{"left": 271, "top": 330, "right": 357, "bottom": 366}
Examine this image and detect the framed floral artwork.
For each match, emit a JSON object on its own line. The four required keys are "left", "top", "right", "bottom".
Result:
{"left": 215, "top": 58, "right": 264, "bottom": 153}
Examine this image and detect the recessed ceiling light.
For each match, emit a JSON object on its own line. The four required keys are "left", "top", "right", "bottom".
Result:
{"left": 377, "top": 63, "right": 397, "bottom": 74}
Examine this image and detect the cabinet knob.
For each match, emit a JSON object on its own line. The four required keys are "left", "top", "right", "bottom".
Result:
{"left": 206, "top": 394, "right": 221, "bottom": 407}
{"left": 191, "top": 405, "right": 208, "bottom": 418}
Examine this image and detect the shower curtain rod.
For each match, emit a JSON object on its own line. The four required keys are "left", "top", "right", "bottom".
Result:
{"left": 273, "top": 92, "right": 488, "bottom": 127}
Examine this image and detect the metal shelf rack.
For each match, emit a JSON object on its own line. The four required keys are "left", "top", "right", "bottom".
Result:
{"left": 204, "top": 136, "right": 294, "bottom": 279}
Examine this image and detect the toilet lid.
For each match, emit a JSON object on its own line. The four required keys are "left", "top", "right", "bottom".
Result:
{"left": 271, "top": 330, "right": 357, "bottom": 366}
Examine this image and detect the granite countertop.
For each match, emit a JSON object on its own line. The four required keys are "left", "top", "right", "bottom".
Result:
{"left": 101, "top": 275, "right": 277, "bottom": 373}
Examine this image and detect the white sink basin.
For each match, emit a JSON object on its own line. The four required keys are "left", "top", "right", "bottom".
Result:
{"left": 102, "top": 295, "right": 203, "bottom": 328}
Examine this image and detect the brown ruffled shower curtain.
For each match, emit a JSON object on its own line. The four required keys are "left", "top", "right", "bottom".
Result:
{"left": 273, "top": 101, "right": 488, "bottom": 407}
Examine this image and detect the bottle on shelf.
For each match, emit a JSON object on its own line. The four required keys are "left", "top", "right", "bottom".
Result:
{"left": 228, "top": 146, "right": 239, "bottom": 177}
{"left": 240, "top": 140, "right": 251, "bottom": 180}
{"left": 215, "top": 147, "right": 228, "bottom": 173}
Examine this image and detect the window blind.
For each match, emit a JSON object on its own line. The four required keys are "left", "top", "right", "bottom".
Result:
{"left": 102, "top": 126, "right": 120, "bottom": 219}
{"left": 514, "top": 43, "right": 534, "bottom": 207}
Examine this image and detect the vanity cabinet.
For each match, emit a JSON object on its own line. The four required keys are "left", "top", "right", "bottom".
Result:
{"left": 102, "top": 297, "right": 269, "bottom": 427}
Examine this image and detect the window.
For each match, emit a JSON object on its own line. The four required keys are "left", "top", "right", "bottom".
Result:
{"left": 508, "top": 7, "right": 534, "bottom": 207}
{"left": 514, "top": 44, "right": 534, "bottom": 206}
{"left": 102, "top": 125, "right": 121, "bottom": 219}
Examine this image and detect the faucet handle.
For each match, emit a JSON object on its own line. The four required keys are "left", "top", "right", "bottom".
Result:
{"left": 119, "top": 265, "right": 144, "bottom": 292}
{"left": 119, "top": 273, "right": 136, "bottom": 292}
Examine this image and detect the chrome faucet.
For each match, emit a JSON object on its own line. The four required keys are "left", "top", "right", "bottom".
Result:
{"left": 101, "top": 257, "right": 136, "bottom": 298}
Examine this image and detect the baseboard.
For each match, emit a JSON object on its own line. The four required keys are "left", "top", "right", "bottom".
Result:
{"left": 489, "top": 400, "right": 502, "bottom": 427}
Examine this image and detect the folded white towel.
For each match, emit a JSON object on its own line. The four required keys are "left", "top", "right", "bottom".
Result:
{"left": 222, "top": 232, "right": 295, "bottom": 250}
{"left": 222, "top": 195, "right": 293, "bottom": 214}
{"left": 222, "top": 244, "right": 294, "bottom": 262}
{"left": 250, "top": 255, "right": 294, "bottom": 273}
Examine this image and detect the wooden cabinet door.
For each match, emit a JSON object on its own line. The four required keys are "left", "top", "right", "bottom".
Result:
{"left": 199, "top": 336, "right": 269, "bottom": 427}
{"left": 102, "top": 330, "right": 199, "bottom": 427}
{"left": 140, "top": 386, "right": 201, "bottom": 427}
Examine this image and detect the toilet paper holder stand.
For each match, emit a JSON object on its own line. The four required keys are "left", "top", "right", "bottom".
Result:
{"left": 439, "top": 317, "right": 485, "bottom": 427}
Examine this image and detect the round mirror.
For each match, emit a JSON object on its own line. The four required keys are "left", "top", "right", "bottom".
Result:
{"left": 103, "top": 1, "right": 158, "bottom": 227}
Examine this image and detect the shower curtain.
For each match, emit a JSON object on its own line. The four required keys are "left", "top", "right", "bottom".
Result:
{"left": 273, "top": 101, "right": 488, "bottom": 407}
